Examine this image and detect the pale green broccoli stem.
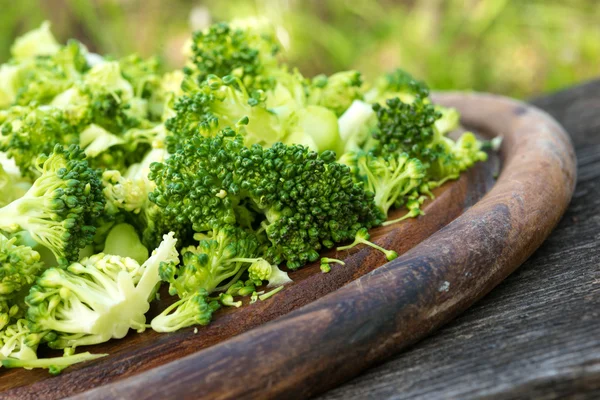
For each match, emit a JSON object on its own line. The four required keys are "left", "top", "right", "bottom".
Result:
{"left": 321, "top": 257, "right": 345, "bottom": 265}
{"left": 2, "top": 352, "right": 106, "bottom": 373}
{"left": 320, "top": 257, "right": 345, "bottom": 273}
{"left": 337, "top": 229, "right": 398, "bottom": 261}
{"left": 382, "top": 199, "right": 424, "bottom": 226}
{"left": 258, "top": 286, "right": 284, "bottom": 301}
{"left": 219, "top": 293, "right": 242, "bottom": 308}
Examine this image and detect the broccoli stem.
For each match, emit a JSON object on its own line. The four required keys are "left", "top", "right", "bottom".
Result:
{"left": 258, "top": 285, "right": 283, "bottom": 301}
{"left": 1, "top": 352, "right": 107, "bottom": 372}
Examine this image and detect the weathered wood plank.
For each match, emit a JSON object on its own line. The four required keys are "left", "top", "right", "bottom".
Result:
{"left": 319, "top": 81, "right": 600, "bottom": 400}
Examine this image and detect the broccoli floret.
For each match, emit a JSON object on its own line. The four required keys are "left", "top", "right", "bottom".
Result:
{"left": 0, "top": 107, "right": 81, "bottom": 176}
{"left": 339, "top": 151, "right": 426, "bottom": 217}
{"left": 158, "top": 226, "right": 261, "bottom": 299}
{"left": 0, "top": 319, "right": 105, "bottom": 374}
{"left": 26, "top": 233, "right": 179, "bottom": 348}
{"left": 186, "top": 19, "right": 281, "bottom": 93}
{"left": 149, "top": 128, "right": 383, "bottom": 269}
{"left": 0, "top": 145, "right": 104, "bottom": 265}
{"left": 166, "top": 74, "right": 281, "bottom": 152}
{"left": 0, "top": 233, "right": 46, "bottom": 323}
{"left": 337, "top": 228, "right": 398, "bottom": 261}
{"left": 150, "top": 289, "right": 220, "bottom": 333}
{"left": 365, "top": 68, "right": 430, "bottom": 105}
{"left": 307, "top": 70, "right": 364, "bottom": 116}
{"left": 247, "top": 258, "right": 292, "bottom": 287}
{"left": 14, "top": 40, "right": 88, "bottom": 107}
{"left": 118, "top": 54, "right": 162, "bottom": 100}
{"left": 319, "top": 257, "right": 345, "bottom": 273}
{"left": 102, "top": 223, "right": 149, "bottom": 265}
{"left": 151, "top": 225, "right": 260, "bottom": 332}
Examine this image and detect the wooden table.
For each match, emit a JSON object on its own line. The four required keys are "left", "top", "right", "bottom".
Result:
{"left": 318, "top": 80, "right": 600, "bottom": 400}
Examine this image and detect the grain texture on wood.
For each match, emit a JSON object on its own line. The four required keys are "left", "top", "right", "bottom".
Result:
{"left": 61, "top": 92, "right": 575, "bottom": 400}
{"left": 319, "top": 81, "right": 600, "bottom": 400}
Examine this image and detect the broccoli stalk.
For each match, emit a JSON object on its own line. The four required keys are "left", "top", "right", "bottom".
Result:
{"left": 337, "top": 228, "right": 398, "bottom": 261}
{"left": 25, "top": 233, "right": 179, "bottom": 349}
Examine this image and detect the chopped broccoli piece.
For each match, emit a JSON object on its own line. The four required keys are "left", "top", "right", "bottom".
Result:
{"left": 247, "top": 258, "right": 292, "bottom": 287}
{"left": 25, "top": 232, "right": 179, "bottom": 348}
{"left": 0, "top": 145, "right": 104, "bottom": 265}
{"left": 307, "top": 70, "right": 364, "bottom": 116}
{"left": 103, "top": 223, "right": 149, "bottom": 265}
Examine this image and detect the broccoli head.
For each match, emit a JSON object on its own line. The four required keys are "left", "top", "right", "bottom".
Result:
{"left": 149, "top": 127, "right": 383, "bottom": 269}
{"left": 186, "top": 19, "right": 281, "bottom": 93}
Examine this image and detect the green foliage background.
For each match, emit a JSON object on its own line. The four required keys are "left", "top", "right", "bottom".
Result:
{"left": 2, "top": 0, "right": 598, "bottom": 98}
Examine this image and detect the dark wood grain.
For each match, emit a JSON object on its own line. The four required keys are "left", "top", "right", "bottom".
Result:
{"left": 318, "top": 81, "right": 600, "bottom": 400}
{"left": 53, "top": 92, "right": 575, "bottom": 400}
{"left": 0, "top": 131, "right": 497, "bottom": 397}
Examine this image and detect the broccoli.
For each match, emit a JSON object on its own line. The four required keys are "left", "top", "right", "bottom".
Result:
{"left": 0, "top": 107, "right": 81, "bottom": 176}
{"left": 102, "top": 223, "right": 149, "bottom": 265}
{"left": 185, "top": 18, "right": 281, "bottom": 93}
{"left": 247, "top": 258, "right": 292, "bottom": 287}
{"left": 364, "top": 68, "right": 430, "bottom": 105}
{"left": 307, "top": 70, "right": 364, "bottom": 116}
{"left": 340, "top": 151, "right": 426, "bottom": 217}
{"left": 0, "top": 319, "right": 105, "bottom": 373}
{"left": 0, "top": 145, "right": 104, "bottom": 265}
{"left": 166, "top": 75, "right": 282, "bottom": 152}
{"left": 26, "top": 232, "right": 179, "bottom": 348}
{"left": 149, "top": 127, "right": 383, "bottom": 269}
{"left": 319, "top": 257, "right": 345, "bottom": 273}
{"left": 0, "top": 156, "right": 32, "bottom": 207}
{"left": 151, "top": 225, "right": 260, "bottom": 332}
{"left": 337, "top": 228, "right": 398, "bottom": 261}
{"left": 151, "top": 289, "right": 220, "bottom": 333}
{"left": 0, "top": 233, "right": 46, "bottom": 325}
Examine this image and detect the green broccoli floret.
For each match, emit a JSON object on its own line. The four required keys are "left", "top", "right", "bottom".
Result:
{"left": 186, "top": 18, "right": 281, "bottom": 93}
{"left": 307, "top": 70, "right": 364, "bottom": 116}
{"left": 247, "top": 258, "right": 292, "bottom": 287}
{"left": 365, "top": 68, "right": 430, "bottom": 105}
{"left": 337, "top": 228, "right": 398, "bottom": 261}
{"left": 0, "top": 233, "right": 46, "bottom": 323}
{"left": 149, "top": 128, "right": 383, "bottom": 269}
{"left": 339, "top": 151, "right": 426, "bottom": 218}
{"left": 0, "top": 107, "right": 81, "bottom": 176}
{"left": 150, "top": 289, "right": 220, "bottom": 333}
{"left": 0, "top": 145, "right": 104, "bottom": 265}
{"left": 151, "top": 225, "right": 260, "bottom": 332}
{"left": 0, "top": 319, "right": 105, "bottom": 374}
{"left": 319, "top": 257, "right": 345, "bottom": 273}
{"left": 13, "top": 40, "right": 88, "bottom": 107}
{"left": 165, "top": 74, "right": 281, "bottom": 152}
{"left": 118, "top": 54, "right": 162, "bottom": 100}
{"left": 25, "top": 232, "right": 179, "bottom": 348}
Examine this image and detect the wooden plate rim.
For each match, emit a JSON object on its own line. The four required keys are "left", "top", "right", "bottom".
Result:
{"left": 71, "top": 92, "right": 577, "bottom": 400}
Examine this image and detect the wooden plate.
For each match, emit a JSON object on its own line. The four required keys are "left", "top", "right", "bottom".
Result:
{"left": 0, "top": 93, "right": 576, "bottom": 400}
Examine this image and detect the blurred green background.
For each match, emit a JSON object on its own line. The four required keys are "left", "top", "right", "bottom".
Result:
{"left": 2, "top": 0, "right": 599, "bottom": 98}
